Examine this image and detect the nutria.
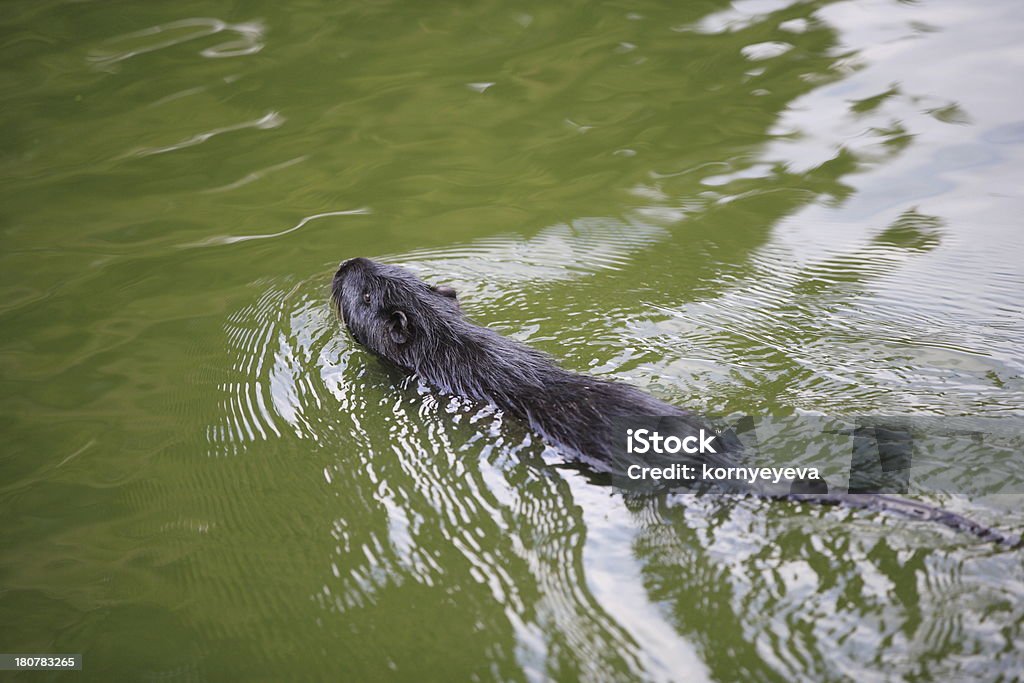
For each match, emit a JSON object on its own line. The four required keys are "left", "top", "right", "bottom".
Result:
{"left": 331, "top": 257, "right": 1019, "bottom": 547}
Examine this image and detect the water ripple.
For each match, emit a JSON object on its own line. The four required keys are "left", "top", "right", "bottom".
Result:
{"left": 187, "top": 208, "right": 371, "bottom": 248}
{"left": 89, "top": 17, "right": 264, "bottom": 67}
{"left": 122, "top": 111, "right": 284, "bottom": 159}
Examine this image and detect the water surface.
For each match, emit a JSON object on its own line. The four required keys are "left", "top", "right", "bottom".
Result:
{"left": 1, "top": 0, "right": 1023, "bottom": 680}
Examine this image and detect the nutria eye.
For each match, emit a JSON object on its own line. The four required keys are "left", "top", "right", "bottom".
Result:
{"left": 362, "top": 292, "right": 371, "bottom": 304}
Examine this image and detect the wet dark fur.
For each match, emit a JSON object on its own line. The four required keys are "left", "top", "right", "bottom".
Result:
{"left": 332, "top": 257, "right": 1020, "bottom": 547}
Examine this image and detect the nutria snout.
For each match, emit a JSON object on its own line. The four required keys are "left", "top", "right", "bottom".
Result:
{"left": 332, "top": 257, "right": 462, "bottom": 361}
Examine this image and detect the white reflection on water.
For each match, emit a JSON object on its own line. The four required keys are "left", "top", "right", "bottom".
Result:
{"left": 122, "top": 111, "right": 284, "bottom": 159}
{"left": 192, "top": 208, "right": 372, "bottom": 247}
{"left": 89, "top": 17, "right": 264, "bottom": 66}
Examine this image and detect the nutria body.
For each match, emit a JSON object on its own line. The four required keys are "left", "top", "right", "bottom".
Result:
{"left": 332, "top": 256, "right": 727, "bottom": 471}
{"left": 332, "top": 257, "right": 1019, "bottom": 547}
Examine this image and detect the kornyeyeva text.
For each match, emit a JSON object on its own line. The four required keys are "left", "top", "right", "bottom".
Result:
{"left": 627, "top": 463, "right": 821, "bottom": 484}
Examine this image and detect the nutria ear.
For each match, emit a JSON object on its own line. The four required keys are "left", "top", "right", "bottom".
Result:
{"left": 389, "top": 310, "right": 410, "bottom": 344}
{"left": 432, "top": 285, "right": 457, "bottom": 299}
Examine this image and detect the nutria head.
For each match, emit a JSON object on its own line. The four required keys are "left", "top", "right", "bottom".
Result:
{"left": 331, "top": 257, "right": 459, "bottom": 364}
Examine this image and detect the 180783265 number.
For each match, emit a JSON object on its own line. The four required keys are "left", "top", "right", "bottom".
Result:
{"left": 0, "top": 654, "right": 82, "bottom": 670}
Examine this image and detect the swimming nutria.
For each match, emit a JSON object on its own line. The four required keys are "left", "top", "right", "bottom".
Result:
{"left": 332, "top": 257, "right": 1019, "bottom": 547}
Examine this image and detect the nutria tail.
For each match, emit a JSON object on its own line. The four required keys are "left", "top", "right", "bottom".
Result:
{"left": 784, "top": 491, "right": 1022, "bottom": 548}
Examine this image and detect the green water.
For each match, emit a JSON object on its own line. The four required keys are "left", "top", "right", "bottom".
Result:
{"left": 2, "top": 0, "right": 1023, "bottom": 680}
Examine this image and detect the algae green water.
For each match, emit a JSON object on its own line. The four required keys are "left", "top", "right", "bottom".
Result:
{"left": 2, "top": 0, "right": 1023, "bottom": 681}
